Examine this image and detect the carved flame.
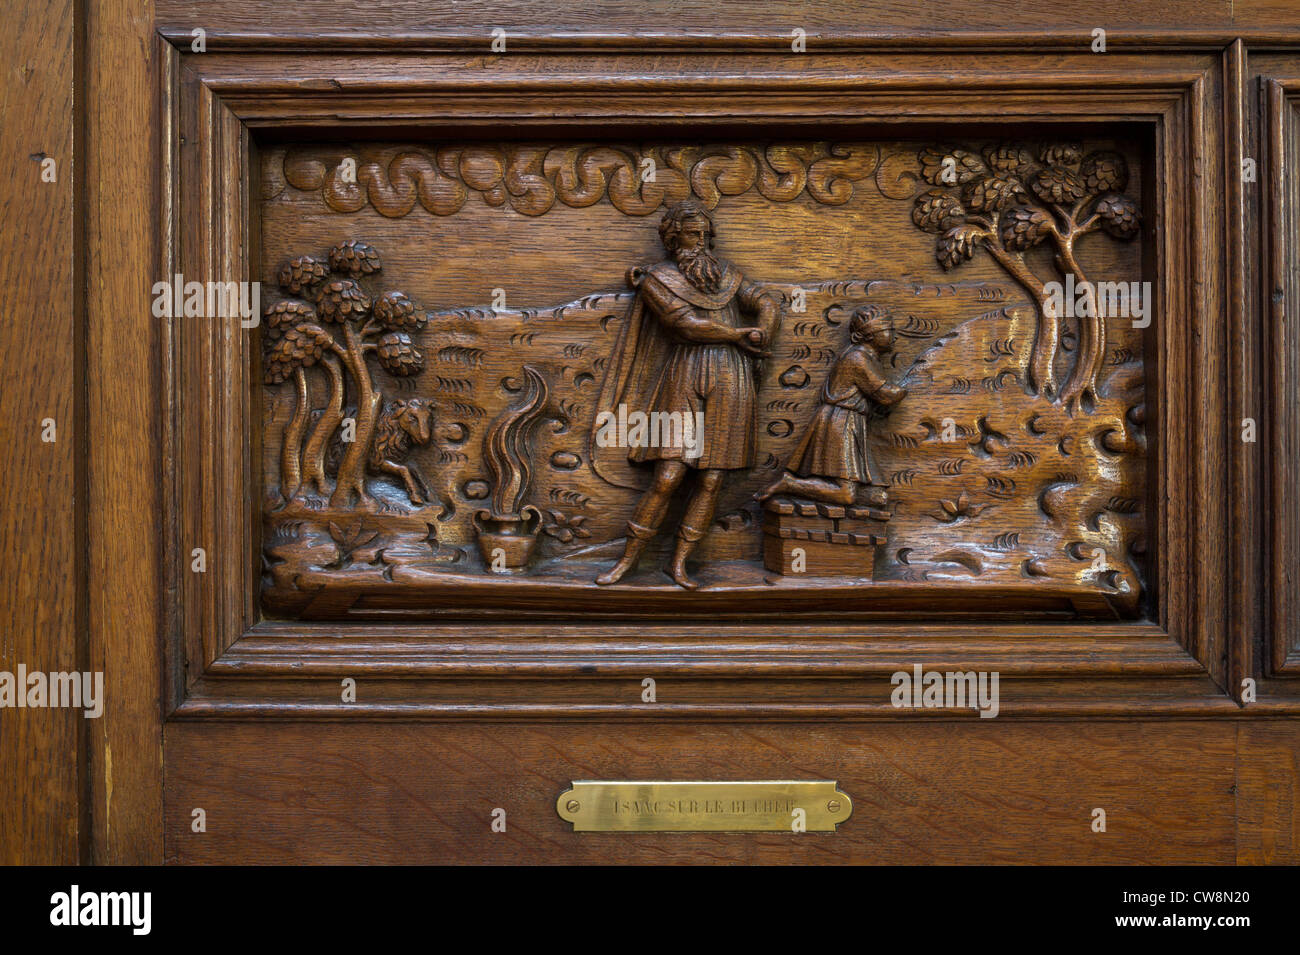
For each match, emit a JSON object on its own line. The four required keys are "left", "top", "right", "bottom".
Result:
{"left": 483, "top": 365, "right": 548, "bottom": 517}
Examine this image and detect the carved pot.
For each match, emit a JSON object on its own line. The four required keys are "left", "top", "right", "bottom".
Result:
{"left": 472, "top": 506, "right": 542, "bottom": 571}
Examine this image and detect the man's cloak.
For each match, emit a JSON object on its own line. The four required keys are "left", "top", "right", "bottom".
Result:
{"left": 590, "top": 260, "right": 748, "bottom": 489}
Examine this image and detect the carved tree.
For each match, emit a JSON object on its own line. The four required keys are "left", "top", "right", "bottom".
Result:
{"left": 264, "top": 301, "right": 333, "bottom": 500}
{"left": 264, "top": 240, "right": 427, "bottom": 507}
{"left": 909, "top": 143, "right": 1140, "bottom": 411}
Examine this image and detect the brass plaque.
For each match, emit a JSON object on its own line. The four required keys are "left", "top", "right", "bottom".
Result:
{"left": 556, "top": 780, "right": 852, "bottom": 832}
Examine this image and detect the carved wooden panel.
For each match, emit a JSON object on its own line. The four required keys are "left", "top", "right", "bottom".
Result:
{"left": 257, "top": 139, "right": 1148, "bottom": 619}
{"left": 157, "top": 47, "right": 1234, "bottom": 718}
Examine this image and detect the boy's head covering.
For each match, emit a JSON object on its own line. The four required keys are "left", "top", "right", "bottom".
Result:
{"left": 851, "top": 304, "right": 893, "bottom": 339}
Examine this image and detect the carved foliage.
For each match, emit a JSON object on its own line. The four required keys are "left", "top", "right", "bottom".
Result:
{"left": 262, "top": 241, "right": 428, "bottom": 508}
{"left": 906, "top": 142, "right": 1141, "bottom": 412}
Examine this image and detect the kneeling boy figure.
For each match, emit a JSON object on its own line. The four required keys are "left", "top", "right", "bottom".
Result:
{"left": 758, "top": 304, "right": 907, "bottom": 508}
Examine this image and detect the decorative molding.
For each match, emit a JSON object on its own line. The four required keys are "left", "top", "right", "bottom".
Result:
{"left": 161, "top": 46, "right": 1242, "bottom": 717}
{"left": 278, "top": 143, "right": 882, "bottom": 218}
{"left": 1263, "top": 75, "right": 1300, "bottom": 679}
{"left": 157, "top": 27, "right": 1300, "bottom": 54}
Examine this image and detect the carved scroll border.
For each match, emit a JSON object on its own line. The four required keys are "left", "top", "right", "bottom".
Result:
{"left": 155, "top": 40, "right": 1255, "bottom": 718}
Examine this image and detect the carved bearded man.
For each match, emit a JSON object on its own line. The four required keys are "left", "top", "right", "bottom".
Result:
{"left": 592, "top": 200, "right": 779, "bottom": 589}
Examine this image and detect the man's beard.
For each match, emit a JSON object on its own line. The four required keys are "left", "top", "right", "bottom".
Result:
{"left": 675, "top": 247, "right": 722, "bottom": 292}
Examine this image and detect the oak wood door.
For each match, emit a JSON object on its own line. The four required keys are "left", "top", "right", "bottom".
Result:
{"left": 9, "top": 0, "right": 1299, "bottom": 865}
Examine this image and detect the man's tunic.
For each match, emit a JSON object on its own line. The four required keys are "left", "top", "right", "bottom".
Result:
{"left": 631, "top": 261, "right": 765, "bottom": 470}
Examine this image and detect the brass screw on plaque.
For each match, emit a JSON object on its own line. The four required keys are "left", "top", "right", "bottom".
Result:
{"left": 827, "top": 799, "right": 841, "bottom": 813}
{"left": 565, "top": 799, "right": 580, "bottom": 813}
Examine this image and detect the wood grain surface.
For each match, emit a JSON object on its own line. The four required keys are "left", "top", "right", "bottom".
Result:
{"left": 0, "top": 0, "right": 80, "bottom": 866}
{"left": 84, "top": 0, "right": 164, "bottom": 863}
{"left": 164, "top": 721, "right": 1239, "bottom": 864}
{"left": 1236, "top": 723, "right": 1300, "bottom": 864}
{"left": 154, "top": 1, "right": 1285, "bottom": 42}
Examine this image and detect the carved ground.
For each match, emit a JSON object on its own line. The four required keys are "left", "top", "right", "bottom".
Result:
{"left": 877, "top": 303, "right": 1145, "bottom": 596}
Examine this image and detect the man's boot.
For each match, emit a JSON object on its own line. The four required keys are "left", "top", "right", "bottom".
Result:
{"left": 667, "top": 469, "right": 722, "bottom": 589}
{"left": 667, "top": 524, "right": 705, "bottom": 590}
{"left": 595, "top": 520, "right": 656, "bottom": 586}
